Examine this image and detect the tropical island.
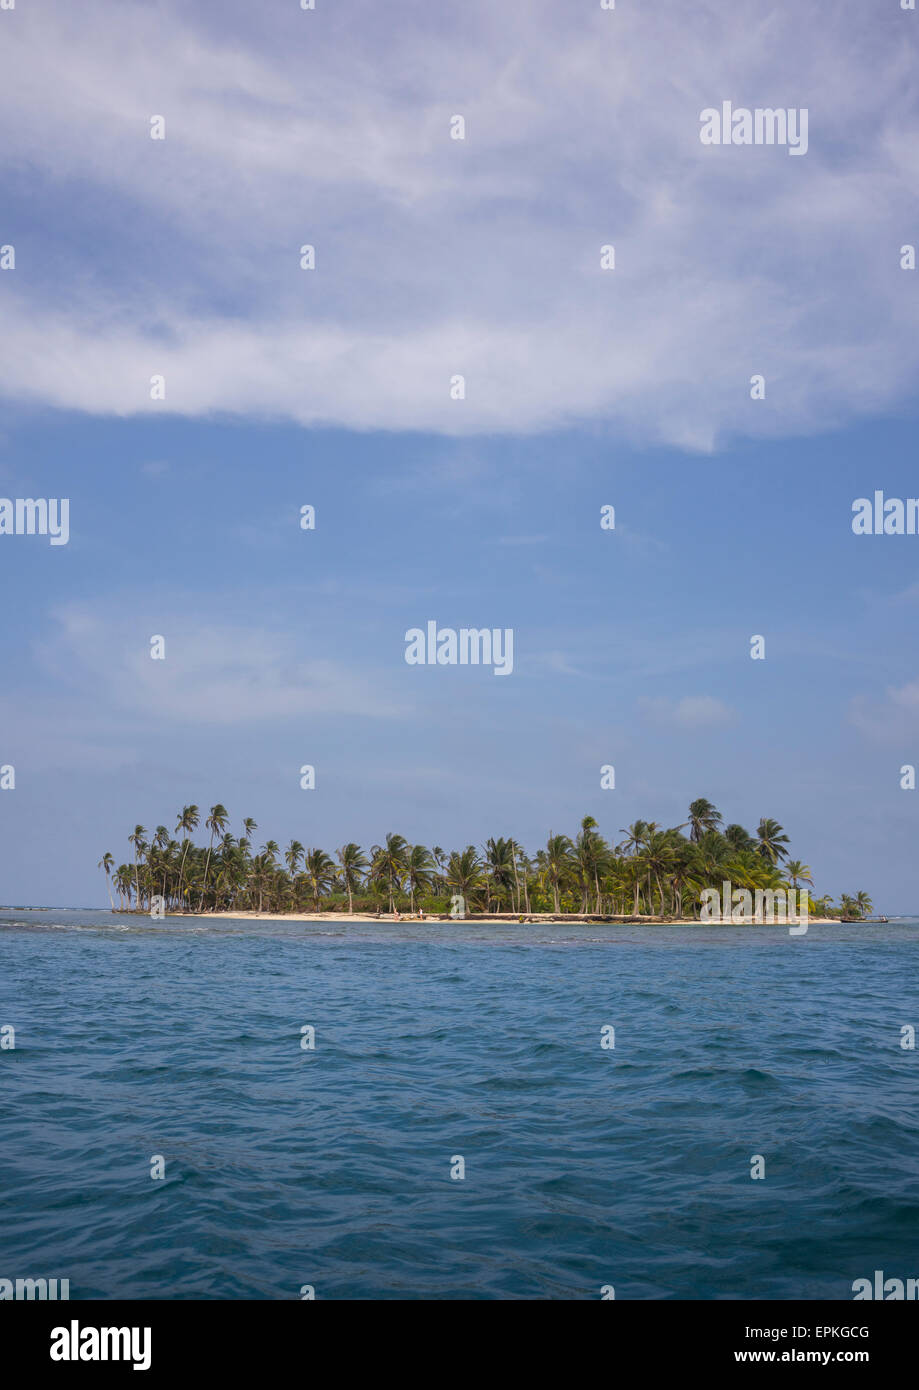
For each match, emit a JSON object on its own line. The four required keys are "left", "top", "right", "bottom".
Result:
{"left": 98, "top": 799, "right": 876, "bottom": 922}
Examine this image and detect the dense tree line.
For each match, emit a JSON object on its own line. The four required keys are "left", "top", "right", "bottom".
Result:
{"left": 98, "top": 799, "right": 873, "bottom": 919}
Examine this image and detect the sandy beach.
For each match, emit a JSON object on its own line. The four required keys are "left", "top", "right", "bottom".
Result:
{"left": 187, "top": 909, "right": 840, "bottom": 926}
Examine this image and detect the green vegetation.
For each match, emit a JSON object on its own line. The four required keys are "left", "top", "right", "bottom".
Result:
{"left": 99, "top": 798, "right": 874, "bottom": 920}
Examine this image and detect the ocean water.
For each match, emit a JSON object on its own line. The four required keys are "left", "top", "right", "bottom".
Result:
{"left": 1, "top": 908, "right": 918, "bottom": 1300}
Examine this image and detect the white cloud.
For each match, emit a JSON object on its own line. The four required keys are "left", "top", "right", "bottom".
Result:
{"left": 0, "top": 1, "right": 915, "bottom": 445}
{"left": 639, "top": 695, "right": 736, "bottom": 728}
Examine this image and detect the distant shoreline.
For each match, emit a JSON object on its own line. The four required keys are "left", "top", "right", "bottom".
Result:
{"left": 0, "top": 907, "right": 883, "bottom": 926}
{"left": 184, "top": 909, "right": 843, "bottom": 926}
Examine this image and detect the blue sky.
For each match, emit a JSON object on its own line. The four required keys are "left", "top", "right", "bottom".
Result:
{"left": 1, "top": 0, "right": 918, "bottom": 907}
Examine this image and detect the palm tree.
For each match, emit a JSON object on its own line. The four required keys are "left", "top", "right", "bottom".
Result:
{"left": 446, "top": 845, "right": 485, "bottom": 910}
{"left": 98, "top": 851, "right": 115, "bottom": 910}
{"left": 624, "top": 856, "right": 645, "bottom": 916}
{"left": 304, "top": 848, "right": 336, "bottom": 911}
{"left": 618, "top": 821, "right": 651, "bottom": 913}
{"left": 285, "top": 840, "right": 305, "bottom": 880}
{"left": 536, "top": 833, "right": 574, "bottom": 915}
{"left": 406, "top": 844, "right": 434, "bottom": 912}
{"left": 514, "top": 842, "right": 532, "bottom": 913}
{"left": 575, "top": 815, "right": 607, "bottom": 912}
{"left": 336, "top": 843, "right": 369, "bottom": 913}
{"left": 240, "top": 817, "right": 257, "bottom": 855}
{"left": 756, "top": 817, "right": 790, "bottom": 864}
{"left": 199, "top": 804, "right": 229, "bottom": 911}
{"left": 370, "top": 833, "right": 410, "bottom": 913}
{"left": 128, "top": 824, "right": 147, "bottom": 911}
{"left": 175, "top": 804, "right": 200, "bottom": 909}
{"left": 625, "top": 821, "right": 663, "bottom": 914}
{"left": 723, "top": 823, "right": 756, "bottom": 853}
{"left": 618, "top": 820, "right": 649, "bottom": 858}
{"left": 484, "top": 837, "right": 516, "bottom": 912}
{"left": 784, "top": 860, "right": 812, "bottom": 890}
{"left": 249, "top": 853, "right": 271, "bottom": 913}
{"left": 507, "top": 838, "right": 523, "bottom": 913}
{"left": 644, "top": 830, "right": 679, "bottom": 914}
{"left": 668, "top": 839, "right": 696, "bottom": 919}
{"left": 115, "top": 864, "right": 133, "bottom": 911}
{"left": 431, "top": 846, "right": 447, "bottom": 895}
{"left": 687, "top": 798, "right": 722, "bottom": 842}
{"left": 150, "top": 826, "right": 170, "bottom": 904}
{"left": 855, "top": 891, "right": 874, "bottom": 918}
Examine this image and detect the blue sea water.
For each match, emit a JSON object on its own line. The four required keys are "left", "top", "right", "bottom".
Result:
{"left": 1, "top": 908, "right": 918, "bottom": 1301}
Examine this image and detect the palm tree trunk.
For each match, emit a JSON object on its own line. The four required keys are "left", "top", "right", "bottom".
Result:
{"left": 200, "top": 834, "right": 215, "bottom": 912}
{"left": 178, "top": 837, "right": 190, "bottom": 906}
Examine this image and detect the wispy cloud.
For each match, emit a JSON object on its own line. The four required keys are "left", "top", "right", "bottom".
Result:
{"left": 850, "top": 677, "right": 919, "bottom": 742}
{"left": 638, "top": 694, "right": 737, "bottom": 728}
{"left": 34, "top": 604, "right": 409, "bottom": 726}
